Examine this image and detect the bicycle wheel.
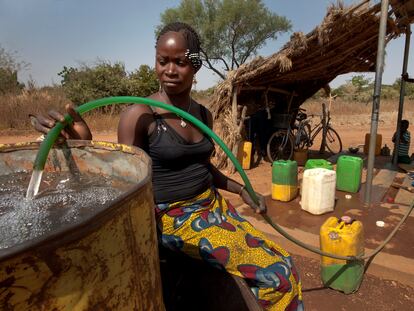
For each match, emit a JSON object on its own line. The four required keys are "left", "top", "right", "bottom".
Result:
{"left": 325, "top": 127, "right": 342, "bottom": 154}
{"left": 266, "top": 130, "right": 294, "bottom": 162}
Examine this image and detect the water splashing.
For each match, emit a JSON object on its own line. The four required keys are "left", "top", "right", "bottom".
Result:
{"left": 26, "top": 169, "right": 43, "bottom": 199}
{"left": 2, "top": 171, "right": 129, "bottom": 250}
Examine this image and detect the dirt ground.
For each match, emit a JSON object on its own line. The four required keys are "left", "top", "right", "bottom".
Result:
{"left": 1, "top": 123, "right": 413, "bottom": 310}
{"left": 0, "top": 123, "right": 410, "bottom": 155}
{"left": 292, "top": 253, "right": 413, "bottom": 311}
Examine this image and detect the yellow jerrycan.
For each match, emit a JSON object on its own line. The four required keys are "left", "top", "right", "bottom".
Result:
{"left": 320, "top": 216, "right": 364, "bottom": 294}
{"left": 237, "top": 141, "right": 252, "bottom": 170}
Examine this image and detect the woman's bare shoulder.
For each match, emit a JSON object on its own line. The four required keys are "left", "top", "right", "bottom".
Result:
{"left": 119, "top": 94, "right": 158, "bottom": 119}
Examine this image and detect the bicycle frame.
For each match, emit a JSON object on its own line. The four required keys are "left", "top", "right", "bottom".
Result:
{"left": 295, "top": 103, "right": 331, "bottom": 148}
{"left": 267, "top": 102, "right": 341, "bottom": 161}
{"left": 277, "top": 122, "right": 293, "bottom": 153}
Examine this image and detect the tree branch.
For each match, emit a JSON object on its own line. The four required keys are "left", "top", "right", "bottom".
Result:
{"left": 201, "top": 49, "right": 226, "bottom": 80}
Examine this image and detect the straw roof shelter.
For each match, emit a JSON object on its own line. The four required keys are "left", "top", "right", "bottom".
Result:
{"left": 210, "top": 0, "right": 409, "bottom": 169}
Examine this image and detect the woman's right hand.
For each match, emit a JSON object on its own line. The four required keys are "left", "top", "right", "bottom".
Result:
{"left": 30, "top": 103, "right": 92, "bottom": 140}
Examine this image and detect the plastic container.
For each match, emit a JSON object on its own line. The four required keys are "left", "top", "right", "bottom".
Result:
{"left": 301, "top": 168, "right": 336, "bottom": 215}
{"left": 237, "top": 141, "right": 252, "bottom": 170}
{"left": 293, "top": 149, "right": 308, "bottom": 166}
{"left": 320, "top": 217, "right": 364, "bottom": 294}
{"left": 304, "top": 159, "right": 333, "bottom": 170}
{"left": 336, "top": 155, "right": 363, "bottom": 193}
{"left": 363, "top": 133, "right": 382, "bottom": 156}
{"left": 381, "top": 144, "right": 391, "bottom": 156}
{"left": 271, "top": 160, "right": 298, "bottom": 201}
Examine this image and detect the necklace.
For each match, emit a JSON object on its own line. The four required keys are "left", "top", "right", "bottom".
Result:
{"left": 158, "top": 90, "right": 192, "bottom": 128}
{"left": 179, "top": 99, "right": 193, "bottom": 128}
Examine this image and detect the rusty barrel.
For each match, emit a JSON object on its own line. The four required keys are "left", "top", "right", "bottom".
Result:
{"left": 0, "top": 141, "right": 164, "bottom": 311}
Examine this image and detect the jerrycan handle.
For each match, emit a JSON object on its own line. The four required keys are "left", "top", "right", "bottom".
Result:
{"left": 336, "top": 216, "right": 354, "bottom": 230}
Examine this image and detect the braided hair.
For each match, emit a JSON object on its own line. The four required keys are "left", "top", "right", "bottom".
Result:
{"left": 156, "top": 22, "right": 203, "bottom": 71}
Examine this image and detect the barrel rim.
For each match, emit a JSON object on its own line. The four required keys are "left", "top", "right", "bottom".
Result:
{"left": 0, "top": 140, "right": 154, "bottom": 261}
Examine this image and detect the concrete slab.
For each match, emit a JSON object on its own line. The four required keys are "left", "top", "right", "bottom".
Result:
{"left": 224, "top": 159, "right": 414, "bottom": 288}
{"left": 394, "top": 174, "right": 414, "bottom": 205}
{"left": 363, "top": 169, "right": 398, "bottom": 203}
{"left": 238, "top": 207, "right": 414, "bottom": 288}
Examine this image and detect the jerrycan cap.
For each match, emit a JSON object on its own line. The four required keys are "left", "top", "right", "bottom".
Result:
{"left": 340, "top": 215, "right": 352, "bottom": 224}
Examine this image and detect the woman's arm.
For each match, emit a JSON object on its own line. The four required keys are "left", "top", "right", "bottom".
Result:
{"left": 203, "top": 105, "right": 265, "bottom": 212}
{"left": 209, "top": 163, "right": 245, "bottom": 194}
{"left": 209, "top": 163, "right": 266, "bottom": 213}
{"left": 118, "top": 105, "right": 154, "bottom": 148}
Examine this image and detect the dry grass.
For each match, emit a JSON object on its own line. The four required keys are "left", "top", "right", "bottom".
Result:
{"left": 1, "top": 90, "right": 413, "bottom": 141}
{"left": 82, "top": 109, "right": 121, "bottom": 133}
{"left": 0, "top": 88, "right": 71, "bottom": 131}
{"left": 0, "top": 88, "right": 121, "bottom": 134}
{"left": 302, "top": 98, "right": 414, "bottom": 127}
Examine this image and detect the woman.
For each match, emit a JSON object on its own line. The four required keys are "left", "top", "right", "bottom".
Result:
{"left": 32, "top": 22, "right": 303, "bottom": 310}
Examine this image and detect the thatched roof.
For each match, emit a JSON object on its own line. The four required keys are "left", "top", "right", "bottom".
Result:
{"left": 391, "top": 0, "right": 414, "bottom": 24}
{"left": 211, "top": 0, "right": 410, "bottom": 169}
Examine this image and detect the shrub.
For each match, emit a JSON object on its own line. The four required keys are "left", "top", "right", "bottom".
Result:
{"left": 58, "top": 61, "right": 159, "bottom": 109}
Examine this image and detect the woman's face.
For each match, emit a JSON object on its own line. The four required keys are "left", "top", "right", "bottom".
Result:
{"left": 156, "top": 31, "right": 195, "bottom": 95}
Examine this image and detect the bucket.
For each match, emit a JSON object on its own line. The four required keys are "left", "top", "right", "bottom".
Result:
{"left": 304, "top": 159, "right": 333, "bottom": 171}
{"left": 301, "top": 168, "right": 336, "bottom": 215}
{"left": 320, "top": 217, "right": 364, "bottom": 294}
{"left": 271, "top": 160, "right": 298, "bottom": 201}
{"left": 237, "top": 141, "right": 252, "bottom": 170}
{"left": 336, "top": 155, "right": 363, "bottom": 193}
{"left": 293, "top": 149, "right": 308, "bottom": 166}
{"left": 0, "top": 141, "right": 164, "bottom": 311}
{"left": 363, "top": 133, "right": 382, "bottom": 156}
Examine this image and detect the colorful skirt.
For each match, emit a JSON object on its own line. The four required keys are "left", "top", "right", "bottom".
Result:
{"left": 155, "top": 187, "right": 303, "bottom": 310}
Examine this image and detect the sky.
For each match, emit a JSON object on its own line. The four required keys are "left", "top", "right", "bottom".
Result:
{"left": 0, "top": 0, "right": 411, "bottom": 90}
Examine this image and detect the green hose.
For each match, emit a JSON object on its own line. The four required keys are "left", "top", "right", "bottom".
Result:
{"left": 33, "top": 96, "right": 261, "bottom": 201}
{"left": 32, "top": 96, "right": 412, "bottom": 262}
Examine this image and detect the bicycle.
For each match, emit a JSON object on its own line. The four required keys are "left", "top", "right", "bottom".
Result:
{"left": 294, "top": 103, "right": 342, "bottom": 154}
{"left": 266, "top": 113, "right": 295, "bottom": 162}
{"left": 266, "top": 103, "right": 342, "bottom": 162}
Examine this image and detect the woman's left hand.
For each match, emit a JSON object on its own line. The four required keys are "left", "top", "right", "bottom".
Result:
{"left": 240, "top": 188, "right": 266, "bottom": 214}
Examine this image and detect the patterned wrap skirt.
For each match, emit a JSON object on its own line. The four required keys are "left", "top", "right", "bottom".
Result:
{"left": 155, "top": 187, "right": 303, "bottom": 310}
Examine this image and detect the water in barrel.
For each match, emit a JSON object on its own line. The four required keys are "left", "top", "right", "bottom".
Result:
{"left": 0, "top": 171, "right": 130, "bottom": 250}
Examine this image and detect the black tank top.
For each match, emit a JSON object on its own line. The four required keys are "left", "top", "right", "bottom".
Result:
{"left": 148, "top": 105, "right": 214, "bottom": 204}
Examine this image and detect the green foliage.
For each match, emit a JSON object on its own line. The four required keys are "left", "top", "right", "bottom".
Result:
{"left": 58, "top": 61, "right": 128, "bottom": 105}
{"left": 381, "top": 85, "right": 400, "bottom": 100}
{"left": 330, "top": 74, "right": 414, "bottom": 102}
{"left": 58, "top": 61, "right": 159, "bottom": 106}
{"left": 127, "top": 65, "right": 159, "bottom": 96}
{"left": 158, "top": 0, "right": 291, "bottom": 79}
{"left": 393, "top": 77, "right": 414, "bottom": 99}
{"left": 332, "top": 82, "right": 373, "bottom": 102}
{"left": 350, "top": 75, "right": 372, "bottom": 92}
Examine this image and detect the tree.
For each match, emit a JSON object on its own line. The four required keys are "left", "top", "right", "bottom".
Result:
{"left": 58, "top": 61, "right": 159, "bottom": 106}
{"left": 351, "top": 75, "right": 372, "bottom": 92}
{"left": 158, "top": 0, "right": 291, "bottom": 79}
{"left": 0, "top": 45, "right": 27, "bottom": 94}
{"left": 58, "top": 61, "right": 129, "bottom": 105}
{"left": 127, "top": 65, "right": 159, "bottom": 97}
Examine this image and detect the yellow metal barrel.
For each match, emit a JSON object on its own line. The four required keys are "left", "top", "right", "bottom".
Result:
{"left": 0, "top": 141, "right": 164, "bottom": 310}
